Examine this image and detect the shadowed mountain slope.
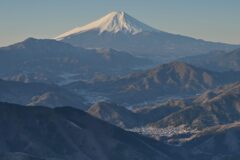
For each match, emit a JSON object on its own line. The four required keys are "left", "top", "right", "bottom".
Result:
{"left": 0, "top": 102, "right": 179, "bottom": 160}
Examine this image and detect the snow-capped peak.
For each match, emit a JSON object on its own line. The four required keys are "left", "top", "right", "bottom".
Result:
{"left": 56, "top": 11, "right": 158, "bottom": 40}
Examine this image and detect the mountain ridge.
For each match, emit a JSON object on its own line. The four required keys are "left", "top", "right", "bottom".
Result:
{"left": 0, "top": 38, "right": 150, "bottom": 84}
{"left": 66, "top": 61, "right": 240, "bottom": 105}
{"left": 0, "top": 79, "right": 86, "bottom": 109}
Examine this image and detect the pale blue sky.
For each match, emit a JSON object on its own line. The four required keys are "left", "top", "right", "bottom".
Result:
{"left": 0, "top": 0, "right": 240, "bottom": 47}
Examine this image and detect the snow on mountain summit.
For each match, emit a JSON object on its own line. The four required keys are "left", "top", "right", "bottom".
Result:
{"left": 56, "top": 11, "right": 158, "bottom": 40}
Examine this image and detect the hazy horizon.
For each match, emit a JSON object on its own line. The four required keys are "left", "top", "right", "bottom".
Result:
{"left": 1, "top": 0, "right": 240, "bottom": 47}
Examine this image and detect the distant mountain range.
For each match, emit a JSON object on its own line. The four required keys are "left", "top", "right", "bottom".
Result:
{"left": 88, "top": 81, "right": 240, "bottom": 128}
{"left": 0, "top": 79, "right": 85, "bottom": 109}
{"left": 66, "top": 61, "right": 240, "bottom": 105}
{"left": 180, "top": 48, "right": 240, "bottom": 72}
{"left": 87, "top": 82, "right": 240, "bottom": 145}
{"left": 56, "top": 11, "right": 239, "bottom": 61}
{"left": 0, "top": 38, "right": 149, "bottom": 84}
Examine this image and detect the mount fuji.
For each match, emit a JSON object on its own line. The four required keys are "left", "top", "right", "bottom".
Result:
{"left": 56, "top": 11, "right": 158, "bottom": 38}
{"left": 56, "top": 11, "right": 239, "bottom": 61}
